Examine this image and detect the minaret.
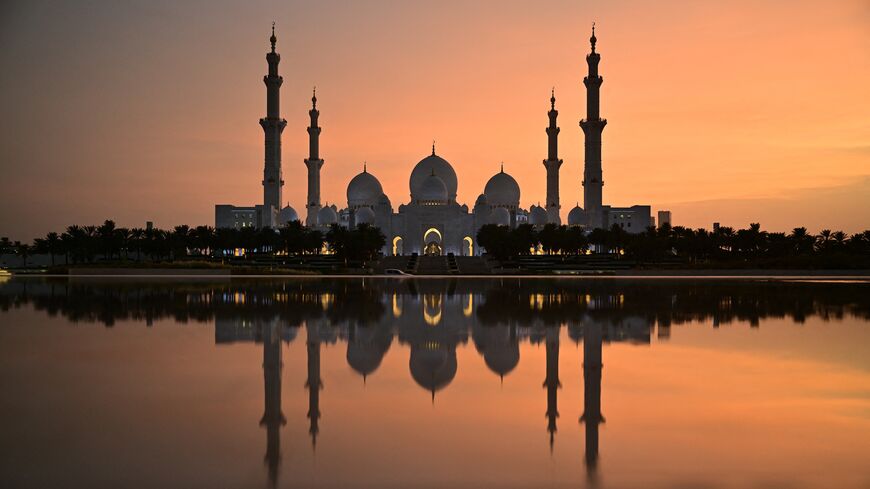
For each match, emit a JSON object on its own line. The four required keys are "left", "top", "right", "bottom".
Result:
{"left": 304, "top": 88, "right": 324, "bottom": 227}
{"left": 543, "top": 327, "right": 561, "bottom": 452}
{"left": 580, "top": 24, "right": 607, "bottom": 229}
{"left": 259, "top": 320, "right": 286, "bottom": 488}
{"left": 543, "top": 89, "right": 563, "bottom": 225}
{"left": 261, "top": 23, "right": 287, "bottom": 222}
{"left": 305, "top": 324, "right": 323, "bottom": 450}
{"left": 580, "top": 321, "right": 605, "bottom": 483}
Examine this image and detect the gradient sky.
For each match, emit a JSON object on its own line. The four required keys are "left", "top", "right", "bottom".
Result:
{"left": 1, "top": 0, "right": 868, "bottom": 241}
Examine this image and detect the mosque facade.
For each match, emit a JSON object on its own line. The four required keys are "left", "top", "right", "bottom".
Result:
{"left": 215, "top": 26, "right": 653, "bottom": 255}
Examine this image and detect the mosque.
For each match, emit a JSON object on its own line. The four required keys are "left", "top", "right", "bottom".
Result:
{"left": 215, "top": 25, "right": 653, "bottom": 255}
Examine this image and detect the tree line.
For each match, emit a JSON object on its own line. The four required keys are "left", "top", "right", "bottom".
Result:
{"left": 1, "top": 220, "right": 385, "bottom": 267}
{"left": 476, "top": 223, "right": 870, "bottom": 267}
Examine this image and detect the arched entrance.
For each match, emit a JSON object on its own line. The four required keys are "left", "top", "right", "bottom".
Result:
{"left": 392, "top": 236, "right": 404, "bottom": 256}
{"left": 463, "top": 236, "right": 473, "bottom": 256}
{"left": 423, "top": 228, "right": 442, "bottom": 256}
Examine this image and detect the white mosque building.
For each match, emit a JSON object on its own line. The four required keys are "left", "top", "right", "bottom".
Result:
{"left": 215, "top": 25, "right": 653, "bottom": 256}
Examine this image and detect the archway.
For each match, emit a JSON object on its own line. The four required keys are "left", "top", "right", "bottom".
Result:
{"left": 392, "top": 236, "right": 404, "bottom": 256}
{"left": 423, "top": 228, "right": 442, "bottom": 256}
{"left": 463, "top": 236, "right": 473, "bottom": 256}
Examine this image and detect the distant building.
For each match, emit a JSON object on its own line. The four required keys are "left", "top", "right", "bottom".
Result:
{"left": 658, "top": 210, "right": 672, "bottom": 228}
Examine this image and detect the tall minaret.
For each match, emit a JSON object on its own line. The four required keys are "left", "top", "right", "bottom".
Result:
{"left": 304, "top": 88, "right": 324, "bottom": 227}
{"left": 261, "top": 23, "right": 287, "bottom": 220}
{"left": 580, "top": 24, "right": 607, "bottom": 229}
{"left": 543, "top": 89, "right": 563, "bottom": 225}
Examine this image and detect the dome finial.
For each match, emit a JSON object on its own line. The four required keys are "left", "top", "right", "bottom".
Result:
{"left": 590, "top": 22, "right": 597, "bottom": 53}
{"left": 270, "top": 21, "right": 277, "bottom": 52}
{"left": 312, "top": 86, "right": 317, "bottom": 108}
{"left": 432, "top": 139, "right": 436, "bottom": 156}
{"left": 363, "top": 161, "right": 367, "bottom": 173}
{"left": 550, "top": 87, "right": 556, "bottom": 109}
{"left": 500, "top": 162, "right": 504, "bottom": 173}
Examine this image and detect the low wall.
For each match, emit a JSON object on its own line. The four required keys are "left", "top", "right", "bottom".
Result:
{"left": 69, "top": 268, "right": 231, "bottom": 276}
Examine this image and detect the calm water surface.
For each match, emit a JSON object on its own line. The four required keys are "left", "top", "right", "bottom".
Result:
{"left": 1, "top": 276, "right": 869, "bottom": 489}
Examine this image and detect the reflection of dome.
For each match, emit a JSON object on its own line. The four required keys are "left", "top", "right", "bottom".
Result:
{"left": 529, "top": 205, "right": 548, "bottom": 226}
{"left": 490, "top": 207, "right": 510, "bottom": 226}
{"left": 317, "top": 206, "right": 338, "bottom": 226}
{"left": 568, "top": 204, "right": 587, "bottom": 226}
{"left": 346, "top": 327, "right": 392, "bottom": 378}
{"left": 410, "top": 347, "right": 457, "bottom": 394}
{"left": 410, "top": 152, "right": 457, "bottom": 202}
{"left": 417, "top": 173, "right": 448, "bottom": 204}
{"left": 278, "top": 205, "right": 298, "bottom": 225}
{"left": 484, "top": 168, "right": 520, "bottom": 208}
{"left": 347, "top": 168, "right": 384, "bottom": 207}
{"left": 484, "top": 345, "right": 520, "bottom": 377}
{"left": 355, "top": 206, "right": 375, "bottom": 225}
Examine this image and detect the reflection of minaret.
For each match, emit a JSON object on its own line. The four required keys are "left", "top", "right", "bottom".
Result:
{"left": 305, "top": 324, "right": 323, "bottom": 449}
{"left": 304, "top": 88, "right": 324, "bottom": 227}
{"left": 580, "top": 321, "right": 604, "bottom": 483}
{"left": 261, "top": 23, "right": 287, "bottom": 217}
{"left": 543, "top": 328, "right": 561, "bottom": 452}
{"left": 543, "top": 89, "right": 563, "bottom": 224}
{"left": 259, "top": 320, "right": 286, "bottom": 488}
{"left": 580, "top": 23, "right": 607, "bottom": 229}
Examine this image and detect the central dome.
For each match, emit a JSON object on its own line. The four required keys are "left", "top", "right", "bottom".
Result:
{"left": 410, "top": 151, "right": 457, "bottom": 203}
{"left": 417, "top": 173, "right": 448, "bottom": 204}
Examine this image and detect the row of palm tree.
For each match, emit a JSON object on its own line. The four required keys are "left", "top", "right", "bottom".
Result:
{"left": 474, "top": 222, "right": 870, "bottom": 265}
{"left": 1, "top": 220, "right": 389, "bottom": 266}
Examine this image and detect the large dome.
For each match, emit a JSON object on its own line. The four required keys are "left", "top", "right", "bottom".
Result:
{"left": 529, "top": 205, "right": 548, "bottom": 226}
{"left": 417, "top": 173, "right": 448, "bottom": 204}
{"left": 484, "top": 168, "right": 520, "bottom": 208}
{"left": 409, "top": 151, "right": 457, "bottom": 202}
{"left": 568, "top": 204, "right": 587, "bottom": 227}
{"left": 347, "top": 167, "right": 384, "bottom": 208}
{"left": 355, "top": 206, "right": 375, "bottom": 225}
{"left": 317, "top": 206, "right": 338, "bottom": 226}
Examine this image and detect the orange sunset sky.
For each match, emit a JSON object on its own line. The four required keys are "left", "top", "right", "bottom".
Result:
{"left": 0, "top": 0, "right": 868, "bottom": 240}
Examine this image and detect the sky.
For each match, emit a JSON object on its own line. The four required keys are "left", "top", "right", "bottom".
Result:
{"left": 0, "top": 0, "right": 868, "bottom": 241}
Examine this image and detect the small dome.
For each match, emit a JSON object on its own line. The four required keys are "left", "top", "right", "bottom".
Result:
{"left": 347, "top": 167, "right": 384, "bottom": 208}
{"left": 278, "top": 205, "right": 298, "bottom": 225}
{"left": 490, "top": 207, "right": 511, "bottom": 226}
{"left": 377, "top": 193, "right": 391, "bottom": 206}
{"left": 475, "top": 193, "right": 488, "bottom": 205}
{"left": 318, "top": 206, "right": 338, "bottom": 226}
{"left": 484, "top": 168, "right": 520, "bottom": 208}
{"left": 410, "top": 152, "right": 458, "bottom": 202}
{"left": 355, "top": 206, "right": 376, "bottom": 225}
{"left": 529, "top": 205, "right": 548, "bottom": 226}
{"left": 568, "top": 204, "right": 587, "bottom": 227}
{"left": 417, "top": 173, "right": 448, "bottom": 204}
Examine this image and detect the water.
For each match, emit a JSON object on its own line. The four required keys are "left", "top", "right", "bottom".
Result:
{"left": 1, "top": 276, "right": 869, "bottom": 489}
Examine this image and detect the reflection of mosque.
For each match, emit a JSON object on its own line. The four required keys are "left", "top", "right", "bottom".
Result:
{"left": 214, "top": 284, "right": 650, "bottom": 487}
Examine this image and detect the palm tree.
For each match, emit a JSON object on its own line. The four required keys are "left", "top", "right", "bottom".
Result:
{"left": 789, "top": 227, "right": 814, "bottom": 255}
{"left": 816, "top": 229, "right": 833, "bottom": 252}
{"left": 130, "top": 228, "right": 145, "bottom": 261}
